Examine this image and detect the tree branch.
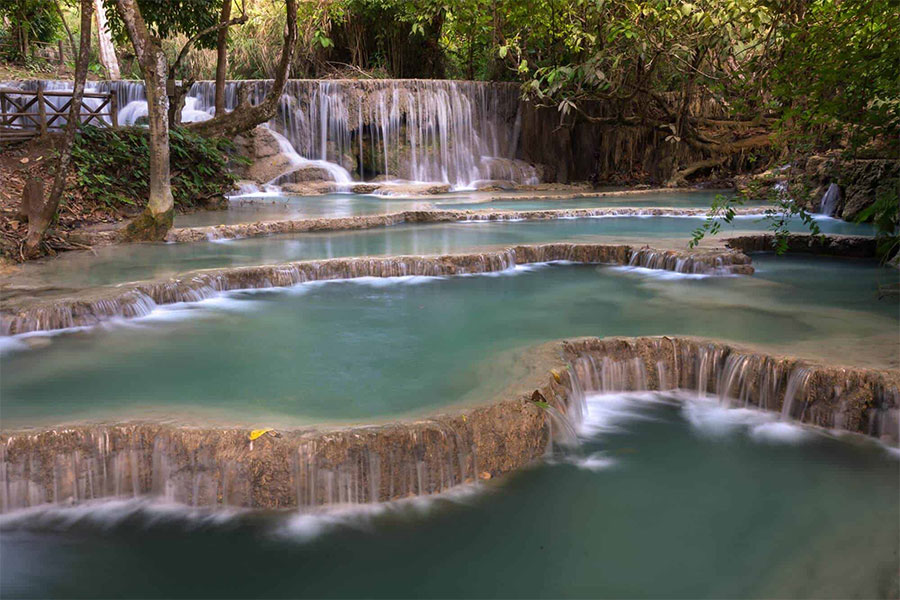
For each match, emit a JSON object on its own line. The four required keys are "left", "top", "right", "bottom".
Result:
{"left": 169, "top": 12, "right": 248, "bottom": 78}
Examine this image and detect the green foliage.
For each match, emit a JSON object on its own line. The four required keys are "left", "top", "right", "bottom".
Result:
{"left": 0, "top": 0, "right": 63, "bottom": 61}
{"left": 102, "top": 0, "right": 224, "bottom": 50}
{"left": 70, "top": 126, "right": 239, "bottom": 209}
{"left": 769, "top": 0, "right": 900, "bottom": 151}
{"left": 854, "top": 182, "right": 900, "bottom": 262}
{"left": 689, "top": 189, "right": 824, "bottom": 254}
{"left": 689, "top": 193, "right": 744, "bottom": 249}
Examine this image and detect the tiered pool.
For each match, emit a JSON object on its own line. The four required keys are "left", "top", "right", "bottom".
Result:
{"left": 7, "top": 215, "right": 874, "bottom": 289}
{"left": 174, "top": 190, "right": 758, "bottom": 227}
{"left": 2, "top": 390, "right": 897, "bottom": 599}
{"left": 1, "top": 188, "right": 897, "bottom": 599}
{"left": 3, "top": 255, "right": 897, "bottom": 428}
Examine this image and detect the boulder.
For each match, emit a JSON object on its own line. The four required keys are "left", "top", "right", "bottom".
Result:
{"left": 801, "top": 155, "right": 899, "bottom": 221}
{"left": 253, "top": 127, "right": 283, "bottom": 159}
{"left": 351, "top": 183, "right": 381, "bottom": 194}
{"left": 275, "top": 166, "right": 333, "bottom": 184}
{"left": 281, "top": 182, "right": 338, "bottom": 195}
{"left": 247, "top": 154, "right": 296, "bottom": 185}
{"left": 471, "top": 179, "right": 518, "bottom": 191}
{"left": 481, "top": 157, "right": 540, "bottom": 184}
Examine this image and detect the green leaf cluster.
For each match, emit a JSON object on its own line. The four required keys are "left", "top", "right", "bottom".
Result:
{"left": 70, "top": 125, "right": 239, "bottom": 210}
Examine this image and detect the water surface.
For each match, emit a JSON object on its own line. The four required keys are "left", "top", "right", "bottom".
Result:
{"left": 176, "top": 190, "right": 759, "bottom": 228}
{"left": 6, "top": 216, "right": 875, "bottom": 289}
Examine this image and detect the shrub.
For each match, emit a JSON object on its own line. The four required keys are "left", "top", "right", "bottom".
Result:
{"left": 70, "top": 125, "right": 240, "bottom": 209}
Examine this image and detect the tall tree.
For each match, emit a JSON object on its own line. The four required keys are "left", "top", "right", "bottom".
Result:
{"left": 214, "top": 0, "right": 232, "bottom": 116}
{"left": 114, "top": 0, "right": 175, "bottom": 240}
{"left": 23, "top": 0, "right": 93, "bottom": 257}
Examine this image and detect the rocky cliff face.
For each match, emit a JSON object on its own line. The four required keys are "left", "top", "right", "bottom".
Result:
{"left": 517, "top": 94, "right": 742, "bottom": 185}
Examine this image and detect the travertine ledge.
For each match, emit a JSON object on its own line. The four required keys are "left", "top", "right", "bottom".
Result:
{"left": 1, "top": 336, "right": 896, "bottom": 514}
{"left": 66, "top": 207, "right": 771, "bottom": 246}
{"left": 1, "top": 243, "right": 752, "bottom": 335}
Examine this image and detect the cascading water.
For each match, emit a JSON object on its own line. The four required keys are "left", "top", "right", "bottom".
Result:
{"left": 265, "top": 79, "right": 536, "bottom": 188}
{"left": 11, "top": 79, "right": 541, "bottom": 189}
{"left": 264, "top": 127, "right": 352, "bottom": 185}
{"left": 819, "top": 183, "right": 842, "bottom": 217}
{"left": 562, "top": 337, "right": 900, "bottom": 444}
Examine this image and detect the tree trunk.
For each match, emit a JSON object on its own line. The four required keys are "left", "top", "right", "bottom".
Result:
{"left": 189, "top": 0, "right": 298, "bottom": 140}
{"left": 23, "top": 0, "right": 93, "bottom": 258}
{"left": 53, "top": 0, "right": 78, "bottom": 59}
{"left": 168, "top": 79, "right": 192, "bottom": 126}
{"left": 115, "top": 0, "right": 175, "bottom": 240}
{"left": 94, "top": 0, "right": 121, "bottom": 79}
{"left": 214, "top": 0, "right": 232, "bottom": 116}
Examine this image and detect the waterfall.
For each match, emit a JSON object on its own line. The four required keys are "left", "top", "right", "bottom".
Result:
{"left": 8, "top": 79, "right": 540, "bottom": 189}
{"left": 563, "top": 337, "right": 899, "bottom": 445}
{"left": 264, "top": 128, "right": 352, "bottom": 185}
{"left": 819, "top": 183, "right": 841, "bottom": 217}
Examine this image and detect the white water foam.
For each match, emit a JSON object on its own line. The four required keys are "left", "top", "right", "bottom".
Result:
{"left": 579, "top": 392, "right": 665, "bottom": 437}
{"left": 0, "top": 498, "right": 244, "bottom": 532}
{"left": 0, "top": 336, "right": 29, "bottom": 356}
{"left": 682, "top": 395, "right": 810, "bottom": 443}
{"left": 274, "top": 483, "right": 488, "bottom": 543}
{"left": 610, "top": 266, "right": 711, "bottom": 280}
{"left": 557, "top": 451, "right": 619, "bottom": 472}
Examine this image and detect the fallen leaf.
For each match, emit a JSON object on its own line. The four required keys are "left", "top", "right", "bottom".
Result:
{"left": 249, "top": 428, "right": 274, "bottom": 441}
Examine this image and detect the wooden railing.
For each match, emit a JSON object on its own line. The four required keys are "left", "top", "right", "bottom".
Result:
{"left": 0, "top": 86, "right": 118, "bottom": 144}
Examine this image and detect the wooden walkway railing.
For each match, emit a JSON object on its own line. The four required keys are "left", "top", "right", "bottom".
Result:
{"left": 0, "top": 86, "right": 118, "bottom": 144}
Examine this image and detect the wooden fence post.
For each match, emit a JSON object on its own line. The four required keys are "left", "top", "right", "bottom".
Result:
{"left": 58, "top": 40, "right": 64, "bottom": 66}
{"left": 110, "top": 93, "right": 118, "bottom": 128}
{"left": 36, "top": 82, "right": 47, "bottom": 136}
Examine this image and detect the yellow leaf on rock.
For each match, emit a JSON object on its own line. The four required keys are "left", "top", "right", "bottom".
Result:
{"left": 249, "top": 428, "right": 273, "bottom": 441}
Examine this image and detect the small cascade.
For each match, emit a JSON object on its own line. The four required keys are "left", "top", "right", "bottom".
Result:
{"left": 543, "top": 404, "right": 581, "bottom": 447}
{"left": 1, "top": 244, "right": 751, "bottom": 336}
{"left": 264, "top": 128, "right": 353, "bottom": 185}
{"left": 627, "top": 247, "right": 746, "bottom": 275}
{"left": 0, "top": 392, "right": 546, "bottom": 513}
{"left": 819, "top": 183, "right": 842, "bottom": 217}
{"left": 562, "top": 337, "right": 900, "bottom": 444}
{"left": 781, "top": 367, "right": 813, "bottom": 420}
{"left": 569, "top": 354, "right": 649, "bottom": 394}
